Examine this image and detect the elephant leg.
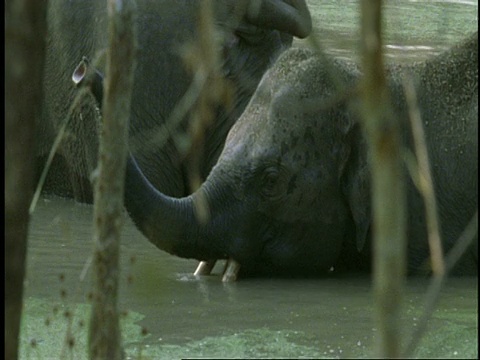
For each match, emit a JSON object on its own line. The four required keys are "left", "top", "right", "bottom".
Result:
{"left": 194, "top": 260, "right": 217, "bottom": 276}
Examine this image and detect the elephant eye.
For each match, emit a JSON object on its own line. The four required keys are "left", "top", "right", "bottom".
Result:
{"left": 261, "top": 167, "right": 281, "bottom": 198}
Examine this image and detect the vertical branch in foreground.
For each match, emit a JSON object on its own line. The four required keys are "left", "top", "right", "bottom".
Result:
{"left": 403, "top": 77, "right": 445, "bottom": 276}
{"left": 359, "top": 1, "right": 407, "bottom": 357}
{"left": 5, "top": 1, "right": 47, "bottom": 359}
{"left": 184, "top": 0, "right": 240, "bottom": 281}
{"left": 88, "top": 0, "right": 137, "bottom": 359}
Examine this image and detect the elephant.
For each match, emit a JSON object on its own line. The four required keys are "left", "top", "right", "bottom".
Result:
{"left": 92, "top": 31, "right": 478, "bottom": 277}
{"left": 37, "top": 0, "right": 312, "bottom": 203}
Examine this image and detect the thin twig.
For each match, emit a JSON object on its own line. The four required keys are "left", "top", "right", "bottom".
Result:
{"left": 89, "top": 0, "right": 137, "bottom": 358}
{"left": 130, "top": 69, "right": 208, "bottom": 155}
{"left": 360, "top": 1, "right": 407, "bottom": 357}
{"left": 184, "top": 0, "right": 237, "bottom": 278}
{"left": 29, "top": 87, "right": 95, "bottom": 214}
{"left": 444, "top": 211, "right": 478, "bottom": 273}
{"left": 307, "top": 32, "right": 353, "bottom": 95}
{"left": 6, "top": 1, "right": 47, "bottom": 358}
{"left": 402, "top": 211, "right": 478, "bottom": 357}
{"left": 403, "top": 76, "right": 445, "bottom": 276}
{"left": 29, "top": 117, "right": 68, "bottom": 214}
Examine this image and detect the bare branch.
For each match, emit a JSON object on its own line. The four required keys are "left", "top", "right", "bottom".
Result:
{"left": 403, "top": 76, "right": 445, "bottom": 276}
{"left": 402, "top": 211, "right": 478, "bottom": 357}
{"left": 360, "top": 1, "right": 407, "bottom": 357}
{"left": 5, "top": 1, "right": 47, "bottom": 359}
{"left": 30, "top": 87, "right": 96, "bottom": 213}
{"left": 88, "top": 0, "right": 137, "bottom": 359}
{"left": 184, "top": 0, "right": 236, "bottom": 279}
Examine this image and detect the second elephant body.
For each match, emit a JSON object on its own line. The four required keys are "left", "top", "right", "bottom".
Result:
{"left": 38, "top": 0, "right": 311, "bottom": 202}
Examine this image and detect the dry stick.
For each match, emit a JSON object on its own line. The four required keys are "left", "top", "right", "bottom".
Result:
{"left": 132, "top": 0, "right": 229, "bottom": 159}
{"left": 443, "top": 211, "right": 478, "bottom": 271}
{"left": 399, "top": 73, "right": 446, "bottom": 358}
{"left": 307, "top": 33, "right": 352, "bottom": 94}
{"left": 184, "top": 0, "right": 231, "bottom": 200}
{"left": 88, "top": 0, "right": 136, "bottom": 359}
{"left": 29, "top": 115, "right": 68, "bottom": 214}
{"left": 130, "top": 70, "right": 207, "bottom": 156}
{"left": 5, "top": 1, "right": 47, "bottom": 359}
{"left": 190, "top": 0, "right": 220, "bottom": 277}
{"left": 403, "top": 211, "right": 478, "bottom": 357}
{"left": 31, "top": 53, "right": 107, "bottom": 215}
{"left": 403, "top": 76, "right": 445, "bottom": 276}
{"left": 306, "top": 32, "right": 362, "bottom": 124}
{"left": 360, "top": 1, "right": 407, "bottom": 358}
{"left": 187, "top": 0, "right": 237, "bottom": 280}
{"left": 124, "top": 1, "right": 259, "bottom": 159}
{"left": 29, "top": 88, "right": 93, "bottom": 214}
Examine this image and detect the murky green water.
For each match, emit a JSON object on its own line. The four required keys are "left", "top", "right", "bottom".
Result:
{"left": 297, "top": 0, "right": 478, "bottom": 63}
{"left": 22, "top": 197, "right": 478, "bottom": 359}
{"left": 21, "top": 1, "right": 477, "bottom": 359}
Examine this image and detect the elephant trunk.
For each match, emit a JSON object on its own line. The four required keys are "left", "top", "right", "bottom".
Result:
{"left": 125, "top": 156, "right": 222, "bottom": 260}
{"left": 222, "top": 0, "right": 312, "bottom": 39}
{"left": 73, "top": 59, "right": 226, "bottom": 260}
{"left": 243, "top": 0, "right": 312, "bottom": 38}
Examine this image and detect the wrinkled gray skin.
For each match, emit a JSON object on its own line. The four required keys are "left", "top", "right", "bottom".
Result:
{"left": 38, "top": 0, "right": 312, "bottom": 203}
{"left": 124, "top": 32, "right": 478, "bottom": 277}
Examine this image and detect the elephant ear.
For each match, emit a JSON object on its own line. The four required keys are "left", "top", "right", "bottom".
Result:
{"left": 342, "top": 125, "right": 372, "bottom": 252}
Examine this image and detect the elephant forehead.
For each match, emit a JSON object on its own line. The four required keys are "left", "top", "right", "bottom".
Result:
{"left": 221, "top": 47, "right": 356, "bottom": 163}
{"left": 228, "top": 48, "right": 324, "bottom": 133}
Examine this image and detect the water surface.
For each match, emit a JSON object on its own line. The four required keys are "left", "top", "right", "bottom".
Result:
{"left": 22, "top": 195, "right": 477, "bottom": 358}
{"left": 299, "top": 0, "right": 478, "bottom": 63}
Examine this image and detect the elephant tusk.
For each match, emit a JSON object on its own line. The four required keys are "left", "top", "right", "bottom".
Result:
{"left": 222, "top": 258, "right": 241, "bottom": 282}
{"left": 194, "top": 258, "right": 241, "bottom": 282}
{"left": 194, "top": 260, "right": 217, "bottom": 276}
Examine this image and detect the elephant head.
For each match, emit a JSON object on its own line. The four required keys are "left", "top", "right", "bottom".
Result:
{"left": 122, "top": 48, "right": 372, "bottom": 276}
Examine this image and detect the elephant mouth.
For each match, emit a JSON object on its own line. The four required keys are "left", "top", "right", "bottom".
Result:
{"left": 220, "top": 214, "right": 277, "bottom": 273}
{"left": 229, "top": 218, "right": 313, "bottom": 275}
{"left": 242, "top": 219, "right": 341, "bottom": 277}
